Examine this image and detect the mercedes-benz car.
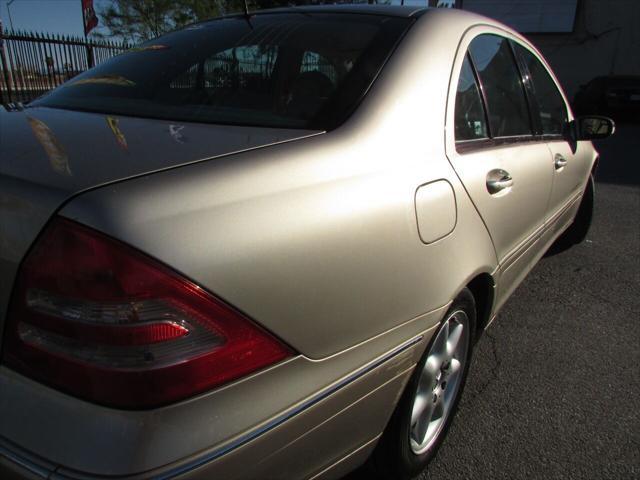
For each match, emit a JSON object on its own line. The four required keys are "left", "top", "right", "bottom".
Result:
{"left": 0, "top": 5, "right": 613, "bottom": 480}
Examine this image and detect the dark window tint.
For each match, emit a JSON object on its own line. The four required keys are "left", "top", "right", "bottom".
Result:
{"left": 455, "top": 54, "right": 488, "bottom": 141}
{"left": 33, "top": 14, "right": 411, "bottom": 130}
{"left": 514, "top": 44, "right": 567, "bottom": 135}
{"left": 469, "top": 34, "right": 531, "bottom": 137}
{"left": 300, "top": 51, "right": 338, "bottom": 84}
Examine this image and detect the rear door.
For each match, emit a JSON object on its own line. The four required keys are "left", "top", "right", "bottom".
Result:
{"left": 445, "top": 31, "right": 554, "bottom": 304}
{"left": 512, "top": 42, "right": 593, "bottom": 229}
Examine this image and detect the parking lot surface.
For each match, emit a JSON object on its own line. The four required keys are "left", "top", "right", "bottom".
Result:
{"left": 344, "top": 123, "right": 640, "bottom": 480}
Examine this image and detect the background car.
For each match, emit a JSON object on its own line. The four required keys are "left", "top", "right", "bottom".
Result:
{"left": 0, "top": 5, "right": 613, "bottom": 480}
{"left": 573, "top": 75, "right": 640, "bottom": 122}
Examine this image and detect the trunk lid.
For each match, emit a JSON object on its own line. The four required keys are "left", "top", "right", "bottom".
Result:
{"left": 0, "top": 105, "right": 321, "bottom": 338}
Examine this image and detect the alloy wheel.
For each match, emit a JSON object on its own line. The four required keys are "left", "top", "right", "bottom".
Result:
{"left": 409, "top": 310, "right": 470, "bottom": 454}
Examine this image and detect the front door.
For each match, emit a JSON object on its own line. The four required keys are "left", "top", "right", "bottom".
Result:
{"left": 511, "top": 43, "right": 593, "bottom": 230}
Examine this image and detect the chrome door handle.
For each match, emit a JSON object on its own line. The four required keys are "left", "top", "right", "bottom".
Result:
{"left": 486, "top": 169, "right": 514, "bottom": 194}
{"left": 555, "top": 154, "right": 568, "bottom": 170}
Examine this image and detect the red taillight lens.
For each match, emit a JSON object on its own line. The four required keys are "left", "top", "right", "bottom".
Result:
{"left": 3, "top": 218, "right": 292, "bottom": 409}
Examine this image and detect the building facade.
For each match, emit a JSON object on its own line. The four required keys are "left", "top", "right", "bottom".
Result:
{"left": 459, "top": 0, "right": 640, "bottom": 101}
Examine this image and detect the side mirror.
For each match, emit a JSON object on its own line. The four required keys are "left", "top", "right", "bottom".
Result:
{"left": 574, "top": 115, "right": 615, "bottom": 140}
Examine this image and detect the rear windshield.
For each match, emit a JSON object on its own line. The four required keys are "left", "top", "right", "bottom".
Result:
{"left": 33, "top": 13, "right": 411, "bottom": 130}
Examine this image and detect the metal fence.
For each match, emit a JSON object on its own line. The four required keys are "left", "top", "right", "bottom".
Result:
{"left": 0, "top": 26, "right": 130, "bottom": 105}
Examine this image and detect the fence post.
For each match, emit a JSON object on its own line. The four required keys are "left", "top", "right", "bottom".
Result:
{"left": 0, "top": 20, "right": 13, "bottom": 103}
{"left": 0, "top": 30, "right": 128, "bottom": 104}
{"left": 86, "top": 43, "right": 94, "bottom": 68}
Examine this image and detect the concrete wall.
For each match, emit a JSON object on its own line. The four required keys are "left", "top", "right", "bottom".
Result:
{"left": 525, "top": 0, "right": 640, "bottom": 101}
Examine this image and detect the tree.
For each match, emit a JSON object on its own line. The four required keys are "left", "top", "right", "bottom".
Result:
{"left": 98, "top": 0, "right": 223, "bottom": 44}
{"left": 97, "top": 0, "right": 294, "bottom": 43}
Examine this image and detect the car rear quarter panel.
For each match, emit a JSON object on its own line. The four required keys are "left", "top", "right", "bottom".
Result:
{"left": 0, "top": 178, "right": 70, "bottom": 355}
{"left": 60, "top": 10, "right": 498, "bottom": 360}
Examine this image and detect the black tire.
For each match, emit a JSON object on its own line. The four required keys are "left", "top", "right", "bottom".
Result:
{"left": 556, "top": 173, "right": 595, "bottom": 248}
{"left": 370, "top": 288, "right": 476, "bottom": 480}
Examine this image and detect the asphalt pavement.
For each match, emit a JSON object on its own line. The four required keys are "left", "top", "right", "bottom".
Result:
{"left": 344, "top": 123, "right": 640, "bottom": 480}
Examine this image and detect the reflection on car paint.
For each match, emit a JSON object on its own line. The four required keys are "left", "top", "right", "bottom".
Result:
{"left": 106, "top": 116, "right": 128, "bottom": 150}
{"left": 68, "top": 75, "right": 136, "bottom": 87}
{"left": 26, "top": 116, "right": 71, "bottom": 176}
{"left": 127, "top": 45, "right": 170, "bottom": 53}
{"left": 169, "top": 125, "right": 186, "bottom": 144}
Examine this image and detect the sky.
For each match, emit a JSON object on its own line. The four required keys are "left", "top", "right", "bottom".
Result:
{"left": 0, "top": 0, "right": 112, "bottom": 38}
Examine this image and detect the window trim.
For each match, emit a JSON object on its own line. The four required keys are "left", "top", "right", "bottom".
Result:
{"left": 510, "top": 40, "right": 569, "bottom": 138}
{"left": 468, "top": 34, "right": 535, "bottom": 139}
{"left": 455, "top": 135, "right": 548, "bottom": 154}
{"left": 454, "top": 33, "right": 569, "bottom": 155}
{"left": 454, "top": 52, "right": 492, "bottom": 142}
{"left": 508, "top": 39, "right": 541, "bottom": 136}
{"left": 465, "top": 51, "right": 492, "bottom": 139}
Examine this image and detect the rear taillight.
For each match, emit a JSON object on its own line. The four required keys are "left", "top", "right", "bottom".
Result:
{"left": 3, "top": 217, "right": 292, "bottom": 409}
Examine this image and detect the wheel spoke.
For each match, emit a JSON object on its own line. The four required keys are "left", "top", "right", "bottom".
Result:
{"left": 446, "top": 322, "right": 464, "bottom": 358}
{"left": 432, "top": 321, "right": 449, "bottom": 359}
{"left": 423, "top": 354, "right": 440, "bottom": 380}
{"left": 412, "top": 396, "right": 436, "bottom": 445}
{"left": 440, "top": 320, "right": 450, "bottom": 355}
{"left": 443, "top": 359, "right": 462, "bottom": 405}
{"left": 411, "top": 393, "right": 428, "bottom": 426}
{"left": 449, "top": 358, "right": 462, "bottom": 375}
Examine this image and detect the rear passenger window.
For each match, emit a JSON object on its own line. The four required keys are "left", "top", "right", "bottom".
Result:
{"left": 469, "top": 34, "right": 531, "bottom": 137}
{"left": 513, "top": 44, "right": 568, "bottom": 135}
{"left": 455, "top": 55, "right": 488, "bottom": 141}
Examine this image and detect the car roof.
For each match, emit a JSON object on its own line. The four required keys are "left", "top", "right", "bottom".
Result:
{"left": 249, "top": 4, "right": 429, "bottom": 18}
{"left": 231, "top": 5, "right": 515, "bottom": 35}
{"left": 189, "top": 6, "right": 511, "bottom": 41}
